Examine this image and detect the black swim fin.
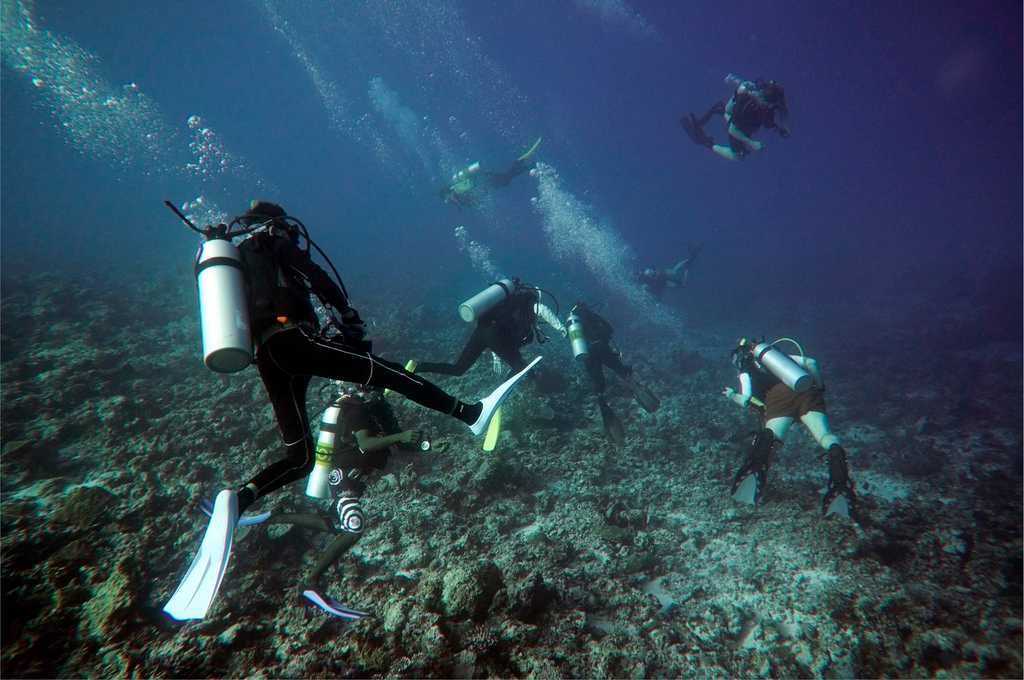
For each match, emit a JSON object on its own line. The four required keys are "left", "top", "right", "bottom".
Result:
{"left": 626, "top": 379, "right": 660, "bottom": 413}
{"left": 680, "top": 113, "right": 714, "bottom": 149}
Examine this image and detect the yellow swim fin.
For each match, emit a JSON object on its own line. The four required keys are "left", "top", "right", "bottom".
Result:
{"left": 517, "top": 137, "right": 542, "bottom": 163}
{"left": 482, "top": 407, "right": 502, "bottom": 452}
{"left": 384, "top": 360, "right": 417, "bottom": 397}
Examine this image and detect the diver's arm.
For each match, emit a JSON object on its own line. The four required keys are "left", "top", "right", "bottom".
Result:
{"left": 354, "top": 429, "right": 418, "bottom": 453}
{"left": 535, "top": 303, "right": 567, "bottom": 336}
{"left": 722, "top": 373, "right": 753, "bottom": 407}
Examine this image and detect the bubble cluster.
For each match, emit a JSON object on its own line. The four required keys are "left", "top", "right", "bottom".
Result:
{"left": 183, "top": 114, "right": 264, "bottom": 190}
{"left": 572, "top": 0, "right": 658, "bottom": 41}
{"left": 260, "top": 1, "right": 351, "bottom": 137}
{"left": 454, "top": 224, "right": 501, "bottom": 279}
{"left": 179, "top": 195, "right": 227, "bottom": 229}
{"left": 530, "top": 163, "right": 682, "bottom": 330}
{"left": 368, "top": 75, "right": 448, "bottom": 179}
{"left": 1, "top": 0, "right": 177, "bottom": 175}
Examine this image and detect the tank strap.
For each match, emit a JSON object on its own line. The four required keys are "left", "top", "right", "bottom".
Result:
{"left": 195, "top": 256, "right": 243, "bottom": 276}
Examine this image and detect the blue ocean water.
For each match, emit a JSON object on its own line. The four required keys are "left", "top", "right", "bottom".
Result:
{"left": 1, "top": 1, "right": 1021, "bottom": 677}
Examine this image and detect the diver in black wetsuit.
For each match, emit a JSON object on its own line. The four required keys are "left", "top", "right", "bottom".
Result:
{"left": 230, "top": 202, "right": 532, "bottom": 514}
{"left": 681, "top": 75, "right": 790, "bottom": 161}
{"left": 637, "top": 243, "right": 703, "bottom": 300}
{"left": 440, "top": 137, "right": 542, "bottom": 207}
{"left": 243, "top": 384, "right": 422, "bottom": 618}
{"left": 418, "top": 278, "right": 565, "bottom": 379}
{"left": 567, "top": 302, "right": 659, "bottom": 446}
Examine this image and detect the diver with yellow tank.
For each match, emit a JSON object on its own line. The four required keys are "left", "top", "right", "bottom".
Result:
{"left": 161, "top": 200, "right": 540, "bottom": 622}
{"left": 723, "top": 336, "right": 857, "bottom": 519}
{"left": 566, "top": 302, "right": 660, "bottom": 446}
{"left": 440, "top": 137, "right": 542, "bottom": 208}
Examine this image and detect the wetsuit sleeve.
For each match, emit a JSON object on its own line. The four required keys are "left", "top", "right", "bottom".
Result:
{"left": 534, "top": 303, "right": 566, "bottom": 335}
{"left": 730, "top": 373, "right": 753, "bottom": 407}
{"left": 275, "top": 239, "right": 352, "bottom": 314}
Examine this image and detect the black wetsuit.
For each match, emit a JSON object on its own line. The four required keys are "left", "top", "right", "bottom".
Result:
{"left": 243, "top": 232, "right": 476, "bottom": 505}
{"left": 419, "top": 290, "right": 539, "bottom": 376}
{"left": 575, "top": 307, "right": 632, "bottom": 396}
{"left": 484, "top": 157, "right": 533, "bottom": 188}
{"left": 727, "top": 89, "right": 784, "bottom": 156}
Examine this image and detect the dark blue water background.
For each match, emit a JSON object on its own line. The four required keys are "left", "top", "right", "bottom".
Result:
{"left": 2, "top": 0, "right": 1021, "bottom": 342}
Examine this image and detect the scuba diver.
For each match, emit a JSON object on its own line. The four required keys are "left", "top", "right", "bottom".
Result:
{"left": 162, "top": 200, "right": 540, "bottom": 621}
{"left": 440, "top": 137, "right": 542, "bottom": 208}
{"left": 722, "top": 336, "right": 857, "bottom": 520}
{"left": 637, "top": 243, "right": 703, "bottom": 300}
{"left": 680, "top": 74, "right": 790, "bottom": 161}
{"left": 202, "top": 382, "right": 427, "bottom": 619}
{"left": 418, "top": 277, "right": 566, "bottom": 384}
{"left": 566, "top": 302, "right": 659, "bottom": 446}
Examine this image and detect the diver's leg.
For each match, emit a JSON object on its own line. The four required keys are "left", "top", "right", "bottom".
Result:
{"left": 272, "top": 326, "right": 482, "bottom": 426}
{"left": 802, "top": 411, "right": 856, "bottom": 517}
{"left": 695, "top": 100, "right": 726, "bottom": 126}
{"left": 309, "top": 533, "right": 361, "bottom": 585}
{"left": 731, "top": 421, "right": 788, "bottom": 504}
{"left": 418, "top": 326, "right": 489, "bottom": 376}
{"left": 800, "top": 411, "right": 840, "bottom": 450}
{"left": 239, "top": 341, "right": 316, "bottom": 512}
{"left": 712, "top": 144, "right": 740, "bottom": 161}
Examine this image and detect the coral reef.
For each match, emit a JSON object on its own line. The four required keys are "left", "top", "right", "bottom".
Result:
{"left": 1, "top": 270, "right": 1021, "bottom": 677}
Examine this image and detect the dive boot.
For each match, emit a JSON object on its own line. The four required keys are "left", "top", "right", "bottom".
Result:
{"left": 822, "top": 445, "right": 857, "bottom": 519}
{"left": 730, "top": 428, "right": 778, "bottom": 505}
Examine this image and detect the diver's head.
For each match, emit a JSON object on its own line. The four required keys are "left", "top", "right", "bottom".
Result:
{"left": 241, "top": 200, "right": 297, "bottom": 239}
{"left": 571, "top": 301, "right": 589, "bottom": 314}
{"left": 643, "top": 268, "right": 656, "bottom": 278}
{"left": 730, "top": 337, "right": 757, "bottom": 371}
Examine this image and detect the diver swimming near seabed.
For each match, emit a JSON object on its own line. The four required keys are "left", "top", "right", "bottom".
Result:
{"left": 637, "top": 242, "right": 703, "bottom": 300}
{"left": 161, "top": 200, "right": 541, "bottom": 621}
{"left": 441, "top": 137, "right": 542, "bottom": 207}
{"left": 722, "top": 336, "right": 857, "bottom": 520}
{"left": 566, "top": 301, "right": 659, "bottom": 446}
{"left": 681, "top": 74, "right": 790, "bottom": 161}
{"left": 197, "top": 382, "right": 428, "bottom": 619}
{"left": 419, "top": 277, "right": 565, "bottom": 390}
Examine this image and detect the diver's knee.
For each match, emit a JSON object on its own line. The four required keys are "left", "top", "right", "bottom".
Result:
{"left": 765, "top": 417, "right": 792, "bottom": 441}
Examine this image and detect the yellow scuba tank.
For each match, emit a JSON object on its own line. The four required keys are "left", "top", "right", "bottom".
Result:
{"left": 566, "top": 311, "right": 589, "bottom": 359}
{"left": 306, "top": 397, "right": 343, "bottom": 498}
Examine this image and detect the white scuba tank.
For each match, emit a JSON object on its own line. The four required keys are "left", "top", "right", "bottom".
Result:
{"left": 195, "top": 238, "right": 252, "bottom": 373}
{"left": 566, "top": 311, "right": 589, "bottom": 359}
{"left": 306, "top": 398, "right": 343, "bottom": 499}
{"left": 752, "top": 341, "right": 812, "bottom": 393}
{"left": 458, "top": 278, "right": 514, "bottom": 323}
